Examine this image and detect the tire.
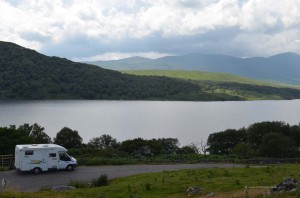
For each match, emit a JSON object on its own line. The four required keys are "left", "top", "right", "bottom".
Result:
{"left": 33, "top": 167, "right": 41, "bottom": 174}
{"left": 66, "top": 165, "right": 74, "bottom": 171}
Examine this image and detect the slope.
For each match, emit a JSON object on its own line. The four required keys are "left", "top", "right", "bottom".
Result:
{"left": 0, "top": 41, "right": 239, "bottom": 101}
{"left": 123, "top": 70, "right": 300, "bottom": 100}
{"left": 87, "top": 53, "right": 300, "bottom": 85}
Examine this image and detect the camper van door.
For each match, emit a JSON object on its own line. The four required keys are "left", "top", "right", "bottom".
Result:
{"left": 58, "top": 152, "right": 71, "bottom": 170}
{"left": 21, "top": 150, "right": 32, "bottom": 171}
{"left": 31, "top": 150, "right": 47, "bottom": 171}
{"left": 48, "top": 151, "right": 58, "bottom": 169}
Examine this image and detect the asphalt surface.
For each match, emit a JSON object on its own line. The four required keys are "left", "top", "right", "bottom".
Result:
{"left": 0, "top": 163, "right": 243, "bottom": 192}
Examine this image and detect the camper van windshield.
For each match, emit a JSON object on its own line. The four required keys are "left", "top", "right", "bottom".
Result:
{"left": 65, "top": 153, "right": 71, "bottom": 158}
{"left": 59, "top": 152, "right": 71, "bottom": 161}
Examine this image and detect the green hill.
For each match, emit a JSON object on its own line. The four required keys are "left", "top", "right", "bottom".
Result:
{"left": 2, "top": 41, "right": 300, "bottom": 101}
{"left": 123, "top": 70, "right": 300, "bottom": 100}
{"left": 0, "top": 41, "right": 240, "bottom": 101}
{"left": 123, "top": 70, "right": 269, "bottom": 84}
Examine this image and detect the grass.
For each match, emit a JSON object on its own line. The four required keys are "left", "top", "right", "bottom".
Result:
{"left": 91, "top": 174, "right": 108, "bottom": 187}
{"left": 0, "top": 166, "right": 10, "bottom": 171}
{"left": 123, "top": 70, "right": 299, "bottom": 88}
{"left": 123, "top": 70, "right": 300, "bottom": 100}
{"left": 2, "top": 164, "right": 300, "bottom": 197}
{"left": 75, "top": 154, "right": 245, "bottom": 166}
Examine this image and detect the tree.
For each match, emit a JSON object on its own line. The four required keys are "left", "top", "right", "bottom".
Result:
{"left": 287, "top": 124, "right": 300, "bottom": 148}
{"left": 88, "top": 134, "right": 118, "bottom": 149}
{"left": 119, "top": 138, "right": 163, "bottom": 155}
{"left": 30, "top": 124, "right": 52, "bottom": 143}
{"left": 16, "top": 123, "right": 51, "bottom": 144}
{"left": 259, "top": 133, "right": 296, "bottom": 158}
{"left": 120, "top": 138, "right": 148, "bottom": 154}
{"left": 54, "top": 127, "right": 82, "bottom": 149}
{"left": 0, "top": 127, "right": 31, "bottom": 155}
{"left": 200, "top": 139, "right": 207, "bottom": 155}
{"left": 17, "top": 123, "right": 32, "bottom": 136}
{"left": 158, "top": 138, "right": 179, "bottom": 154}
{"left": 0, "top": 123, "right": 52, "bottom": 155}
{"left": 247, "top": 121, "right": 289, "bottom": 149}
{"left": 206, "top": 121, "right": 300, "bottom": 157}
{"left": 232, "top": 142, "right": 254, "bottom": 157}
{"left": 177, "top": 144, "right": 199, "bottom": 154}
{"left": 207, "top": 129, "right": 247, "bottom": 155}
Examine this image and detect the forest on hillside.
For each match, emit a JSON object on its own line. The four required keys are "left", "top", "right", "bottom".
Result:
{"left": 0, "top": 41, "right": 239, "bottom": 101}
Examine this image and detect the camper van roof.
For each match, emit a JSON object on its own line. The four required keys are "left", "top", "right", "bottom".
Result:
{"left": 15, "top": 144, "right": 68, "bottom": 151}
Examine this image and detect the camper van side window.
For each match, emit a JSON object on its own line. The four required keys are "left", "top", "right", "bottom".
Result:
{"left": 49, "top": 153, "right": 56, "bottom": 157}
{"left": 25, "top": 150, "right": 34, "bottom": 155}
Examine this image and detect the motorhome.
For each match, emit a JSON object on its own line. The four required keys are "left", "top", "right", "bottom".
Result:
{"left": 15, "top": 144, "right": 77, "bottom": 174}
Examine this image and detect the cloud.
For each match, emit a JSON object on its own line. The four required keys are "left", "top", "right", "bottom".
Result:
{"left": 1, "top": 0, "right": 300, "bottom": 60}
{"left": 240, "top": 0, "right": 300, "bottom": 31}
{"left": 234, "top": 29, "right": 300, "bottom": 56}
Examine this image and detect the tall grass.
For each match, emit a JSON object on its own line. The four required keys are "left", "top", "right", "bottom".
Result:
{"left": 91, "top": 174, "right": 108, "bottom": 187}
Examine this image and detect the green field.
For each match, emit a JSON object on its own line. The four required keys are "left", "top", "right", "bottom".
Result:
{"left": 124, "top": 70, "right": 300, "bottom": 100}
{"left": 3, "top": 164, "right": 300, "bottom": 197}
{"left": 123, "top": 70, "right": 300, "bottom": 87}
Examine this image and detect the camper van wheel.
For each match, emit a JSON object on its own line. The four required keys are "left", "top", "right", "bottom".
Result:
{"left": 33, "top": 167, "right": 41, "bottom": 174}
{"left": 66, "top": 165, "right": 74, "bottom": 171}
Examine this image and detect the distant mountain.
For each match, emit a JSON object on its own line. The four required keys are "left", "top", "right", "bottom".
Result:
{"left": 87, "top": 52, "right": 300, "bottom": 85}
{"left": 86, "top": 56, "right": 182, "bottom": 70}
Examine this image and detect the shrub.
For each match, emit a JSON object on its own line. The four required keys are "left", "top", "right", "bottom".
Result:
{"left": 69, "top": 180, "right": 89, "bottom": 189}
{"left": 91, "top": 174, "right": 108, "bottom": 187}
{"left": 145, "top": 183, "right": 151, "bottom": 190}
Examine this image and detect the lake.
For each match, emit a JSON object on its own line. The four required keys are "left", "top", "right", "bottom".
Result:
{"left": 1, "top": 100, "right": 300, "bottom": 146}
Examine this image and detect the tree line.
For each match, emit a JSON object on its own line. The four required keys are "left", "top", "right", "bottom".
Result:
{"left": 2, "top": 121, "right": 299, "bottom": 159}
{"left": 0, "top": 123, "right": 199, "bottom": 156}
{"left": 207, "top": 121, "right": 300, "bottom": 158}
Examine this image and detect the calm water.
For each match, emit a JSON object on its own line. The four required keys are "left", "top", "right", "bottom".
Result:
{"left": 1, "top": 100, "right": 300, "bottom": 146}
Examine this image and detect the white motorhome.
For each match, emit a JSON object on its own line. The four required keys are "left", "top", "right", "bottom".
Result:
{"left": 15, "top": 144, "right": 77, "bottom": 174}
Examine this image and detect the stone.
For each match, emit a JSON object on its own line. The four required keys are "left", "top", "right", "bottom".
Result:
{"left": 186, "top": 186, "right": 201, "bottom": 196}
{"left": 51, "top": 185, "right": 76, "bottom": 191}
{"left": 270, "top": 177, "right": 297, "bottom": 193}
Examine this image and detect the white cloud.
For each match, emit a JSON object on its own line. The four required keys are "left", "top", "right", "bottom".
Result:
{"left": 234, "top": 29, "right": 300, "bottom": 56}
{"left": 180, "top": 0, "right": 239, "bottom": 34}
{"left": 1, "top": 0, "right": 300, "bottom": 58}
{"left": 0, "top": 0, "right": 234, "bottom": 41}
{"left": 240, "top": 0, "right": 300, "bottom": 31}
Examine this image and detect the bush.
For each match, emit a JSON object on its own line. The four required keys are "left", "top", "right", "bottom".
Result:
{"left": 91, "top": 174, "right": 108, "bottom": 187}
{"left": 145, "top": 183, "right": 151, "bottom": 190}
{"left": 69, "top": 180, "right": 89, "bottom": 189}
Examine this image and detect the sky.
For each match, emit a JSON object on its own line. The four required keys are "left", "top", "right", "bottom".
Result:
{"left": 1, "top": 0, "right": 300, "bottom": 61}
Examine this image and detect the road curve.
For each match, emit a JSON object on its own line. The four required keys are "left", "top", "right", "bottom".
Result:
{"left": 0, "top": 163, "right": 243, "bottom": 192}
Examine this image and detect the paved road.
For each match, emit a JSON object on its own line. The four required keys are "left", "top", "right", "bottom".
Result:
{"left": 0, "top": 164, "right": 243, "bottom": 192}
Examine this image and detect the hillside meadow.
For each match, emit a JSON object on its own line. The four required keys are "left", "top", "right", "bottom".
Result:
{"left": 123, "top": 70, "right": 300, "bottom": 88}
{"left": 123, "top": 70, "right": 300, "bottom": 100}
